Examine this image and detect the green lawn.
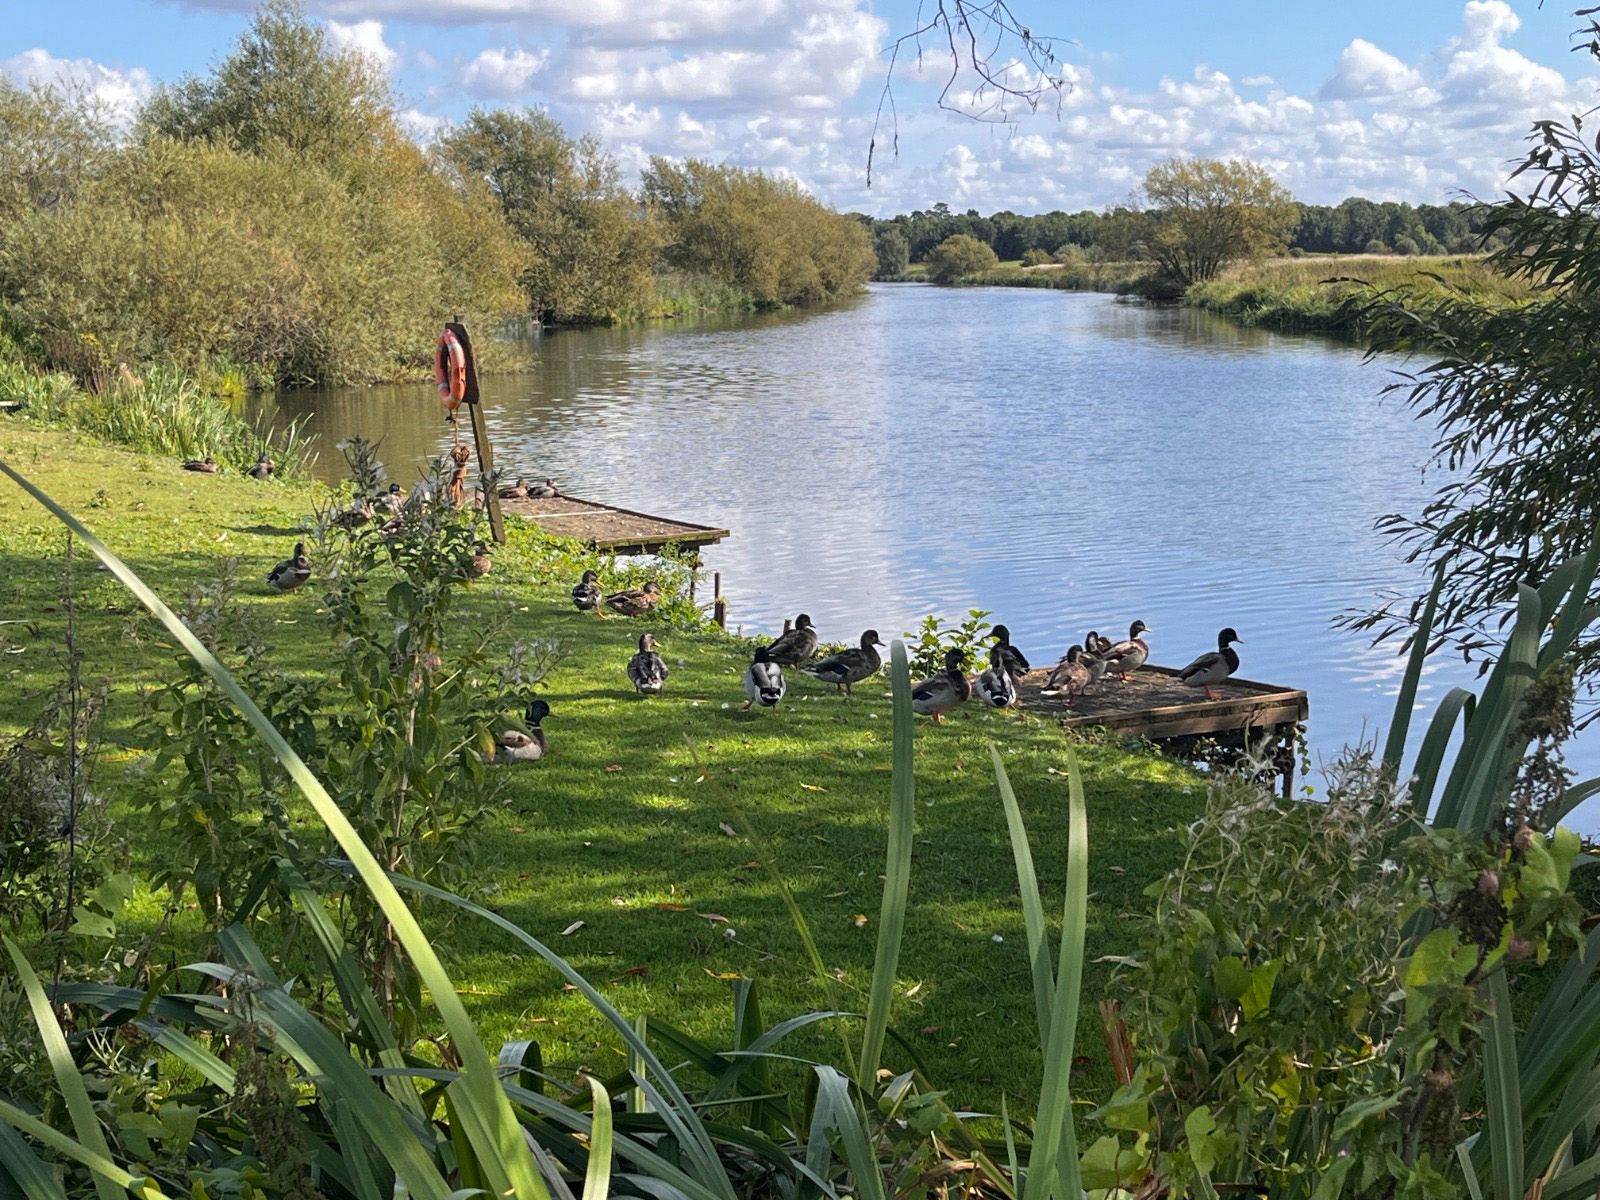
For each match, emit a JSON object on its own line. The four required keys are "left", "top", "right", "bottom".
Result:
{"left": 0, "top": 422, "right": 1201, "bottom": 1111}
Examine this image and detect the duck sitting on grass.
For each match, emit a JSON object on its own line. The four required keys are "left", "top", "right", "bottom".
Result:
{"left": 494, "top": 700, "right": 550, "bottom": 763}
{"left": 267, "top": 541, "right": 311, "bottom": 593}
{"left": 606, "top": 580, "right": 662, "bottom": 617}
{"left": 976, "top": 642, "right": 1019, "bottom": 708}
{"left": 465, "top": 541, "right": 492, "bottom": 580}
{"left": 801, "top": 629, "right": 884, "bottom": 696}
{"left": 183, "top": 456, "right": 218, "bottom": 474}
{"left": 628, "top": 633, "right": 669, "bottom": 695}
{"left": 742, "top": 645, "right": 786, "bottom": 711}
{"left": 1179, "top": 627, "right": 1242, "bottom": 700}
{"left": 912, "top": 649, "right": 971, "bottom": 723}
{"left": 247, "top": 454, "right": 274, "bottom": 480}
{"left": 572, "top": 569, "right": 602, "bottom": 613}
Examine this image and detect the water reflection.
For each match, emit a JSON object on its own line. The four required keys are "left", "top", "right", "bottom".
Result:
{"left": 251, "top": 283, "right": 1598, "bottom": 829}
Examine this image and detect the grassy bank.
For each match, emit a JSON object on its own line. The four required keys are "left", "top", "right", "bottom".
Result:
{"left": 953, "top": 260, "right": 1151, "bottom": 294}
{"left": 0, "top": 421, "right": 1199, "bottom": 1111}
{"left": 1184, "top": 253, "right": 1530, "bottom": 335}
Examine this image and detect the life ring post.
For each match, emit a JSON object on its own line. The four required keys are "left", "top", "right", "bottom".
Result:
{"left": 445, "top": 321, "right": 505, "bottom": 546}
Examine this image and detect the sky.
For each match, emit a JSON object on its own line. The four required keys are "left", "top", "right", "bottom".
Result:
{"left": 3, "top": 0, "right": 1595, "bottom": 215}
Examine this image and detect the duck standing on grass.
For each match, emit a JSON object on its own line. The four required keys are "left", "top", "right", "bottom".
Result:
{"left": 912, "top": 649, "right": 971, "bottom": 723}
{"left": 183, "top": 456, "right": 218, "bottom": 474}
{"left": 1179, "top": 627, "right": 1243, "bottom": 700}
{"left": 606, "top": 580, "right": 662, "bottom": 617}
{"left": 765, "top": 613, "right": 818, "bottom": 666}
{"left": 801, "top": 629, "right": 885, "bottom": 696}
{"left": 494, "top": 700, "right": 550, "bottom": 762}
{"left": 976, "top": 643, "right": 1019, "bottom": 708}
{"left": 742, "top": 645, "right": 786, "bottom": 711}
{"left": 267, "top": 541, "right": 311, "bottom": 593}
{"left": 991, "top": 624, "right": 1031, "bottom": 678}
{"left": 571, "top": 569, "right": 602, "bottom": 613}
{"left": 248, "top": 454, "right": 274, "bottom": 480}
{"left": 1044, "top": 646, "right": 1092, "bottom": 704}
{"left": 1102, "top": 620, "right": 1152, "bottom": 682}
{"left": 628, "top": 633, "right": 669, "bottom": 695}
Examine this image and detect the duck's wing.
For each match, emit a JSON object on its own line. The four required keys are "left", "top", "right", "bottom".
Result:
{"left": 1002, "top": 646, "right": 1031, "bottom": 673}
{"left": 1179, "top": 650, "right": 1223, "bottom": 682}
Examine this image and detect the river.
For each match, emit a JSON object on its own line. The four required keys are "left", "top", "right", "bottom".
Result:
{"left": 250, "top": 283, "right": 1598, "bottom": 825}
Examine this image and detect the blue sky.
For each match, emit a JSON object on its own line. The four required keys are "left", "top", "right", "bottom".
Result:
{"left": 4, "top": 0, "right": 1593, "bottom": 214}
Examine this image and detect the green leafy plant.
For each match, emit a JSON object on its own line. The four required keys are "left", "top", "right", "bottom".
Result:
{"left": 904, "top": 608, "right": 993, "bottom": 679}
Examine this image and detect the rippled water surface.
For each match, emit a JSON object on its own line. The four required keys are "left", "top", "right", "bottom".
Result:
{"left": 252, "top": 283, "right": 1599, "bottom": 825}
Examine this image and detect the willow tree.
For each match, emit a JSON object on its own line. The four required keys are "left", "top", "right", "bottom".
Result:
{"left": 1138, "top": 157, "right": 1299, "bottom": 287}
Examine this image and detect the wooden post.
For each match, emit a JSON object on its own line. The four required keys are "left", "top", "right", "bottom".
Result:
{"left": 713, "top": 571, "right": 726, "bottom": 629}
{"left": 448, "top": 319, "right": 505, "bottom": 546}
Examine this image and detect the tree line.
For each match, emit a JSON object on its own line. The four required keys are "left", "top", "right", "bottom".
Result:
{"left": 0, "top": 1, "right": 872, "bottom": 386}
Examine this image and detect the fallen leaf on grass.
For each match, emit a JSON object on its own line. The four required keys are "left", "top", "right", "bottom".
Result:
{"left": 612, "top": 896, "right": 627, "bottom": 906}
{"left": 853, "top": 914, "right": 868, "bottom": 928}
{"left": 698, "top": 912, "right": 729, "bottom": 924}
{"left": 510, "top": 826, "right": 527, "bottom": 834}
{"left": 832, "top": 967, "right": 847, "bottom": 982}
{"left": 718, "top": 822, "right": 738, "bottom": 837}
{"left": 560, "top": 920, "right": 585, "bottom": 936}
{"left": 654, "top": 902, "right": 690, "bottom": 911}
{"left": 738, "top": 860, "right": 762, "bottom": 869}
{"left": 609, "top": 966, "right": 650, "bottom": 983}
{"left": 1108, "top": 865, "right": 1125, "bottom": 874}
{"left": 919, "top": 1025, "right": 940, "bottom": 1036}
{"left": 704, "top": 969, "right": 745, "bottom": 981}
{"left": 605, "top": 764, "right": 623, "bottom": 773}
{"left": 904, "top": 981, "right": 923, "bottom": 997}
{"left": 799, "top": 783, "right": 828, "bottom": 793}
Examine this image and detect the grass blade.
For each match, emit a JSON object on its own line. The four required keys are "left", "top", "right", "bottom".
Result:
{"left": 1484, "top": 971, "right": 1524, "bottom": 1200}
{"left": 0, "top": 1121, "right": 66, "bottom": 1200}
{"left": 813, "top": 1068, "right": 886, "bottom": 1200}
{"left": 1454, "top": 1143, "right": 1484, "bottom": 1200}
{"left": 859, "top": 641, "right": 915, "bottom": 1089}
{"left": 992, "top": 744, "right": 1054, "bottom": 1045}
{"left": 0, "top": 1100, "right": 174, "bottom": 1200}
{"left": 1406, "top": 687, "right": 1471, "bottom": 818}
{"left": 583, "top": 1077, "right": 614, "bottom": 1200}
{"left": 1384, "top": 569, "right": 1443, "bottom": 775}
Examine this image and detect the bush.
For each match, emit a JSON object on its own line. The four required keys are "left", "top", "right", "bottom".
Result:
{"left": 1020, "top": 247, "right": 1054, "bottom": 267}
{"left": 872, "top": 226, "right": 910, "bottom": 279}
{"left": 925, "top": 233, "right": 999, "bottom": 283}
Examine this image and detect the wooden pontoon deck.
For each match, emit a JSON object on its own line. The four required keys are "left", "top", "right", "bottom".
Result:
{"left": 493, "top": 493, "right": 730, "bottom": 555}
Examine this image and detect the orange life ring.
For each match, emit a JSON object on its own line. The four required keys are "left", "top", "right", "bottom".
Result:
{"left": 435, "top": 329, "right": 467, "bottom": 412}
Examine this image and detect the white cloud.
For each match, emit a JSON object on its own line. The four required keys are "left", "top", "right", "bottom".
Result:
{"left": 1320, "top": 38, "right": 1427, "bottom": 99}
{"left": 1, "top": 48, "right": 152, "bottom": 129}
{"left": 462, "top": 46, "right": 548, "bottom": 97}
{"left": 326, "top": 19, "right": 399, "bottom": 74}
{"left": 399, "top": 107, "right": 448, "bottom": 141}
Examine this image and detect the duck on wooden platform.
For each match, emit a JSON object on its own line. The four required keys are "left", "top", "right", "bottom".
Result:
{"left": 1179, "top": 627, "right": 1243, "bottom": 700}
{"left": 976, "top": 643, "right": 1018, "bottom": 708}
{"left": 495, "top": 700, "right": 550, "bottom": 763}
{"left": 498, "top": 478, "right": 529, "bottom": 500}
{"left": 801, "top": 629, "right": 884, "bottom": 696}
{"left": 606, "top": 580, "right": 662, "bottom": 617}
{"left": 1102, "top": 620, "right": 1152, "bottom": 682}
{"left": 912, "top": 649, "right": 971, "bottom": 723}
{"left": 742, "top": 645, "right": 786, "bottom": 711}
{"left": 267, "top": 541, "right": 311, "bottom": 593}
{"left": 247, "top": 454, "right": 274, "bottom": 480}
{"left": 572, "top": 569, "right": 602, "bottom": 612}
{"left": 183, "top": 456, "right": 218, "bottom": 474}
{"left": 765, "top": 613, "right": 818, "bottom": 666}
{"left": 1085, "top": 630, "right": 1113, "bottom": 657}
{"left": 991, "top": 624, "right": 1030, "bottom": 678}
{"left": 531, "top": 478, "right": 560, "bottom": 499}
{"left": 1043, "top": 646, "right": 1092, "bottom": 703}
{"left": 628, "top": 633, "right": 669, "bottom": 694}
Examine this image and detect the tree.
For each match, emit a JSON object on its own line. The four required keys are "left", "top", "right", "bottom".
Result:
{"left": 1020, "top": 247, "right": 1053, "bottom": 267}
{"left": 872, "top": 227, "right": 910, "bottom": 279}
{"left": 1137, "top": 157, "right": 1299, "bottom": 287}
{"left": 924, "top": 233, "right": 998, "bottom": 283}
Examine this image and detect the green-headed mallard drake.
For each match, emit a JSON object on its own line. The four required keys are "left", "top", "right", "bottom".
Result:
{"left": 377, "top": 482, "right": 404, "bottom": 513}
{"left": 912, "top": 649, "right": 971, "bottom": 723}
{"left": 1103, "top": 620, "right": 1151, "bottom": 682}
{"left": 498, "top": 478, "right": 529, "bottom": 500}
{"left": 990, "top": 624, "right": 1030, "bottom": 678}
{"left": 976, "top": 643, "right": 1018, "bottom": 708}
{"left": 1044, "top": 645, "right": 1092, "bottom": 702}
{"left": 465, "top": 541, "right": 492, "bottom": 580}
{"left": 183, "top": 456, "right": 218, "bottom": 474}
{"left": 1179, "top": 627, "right": 1242, "bottom": 700}
{"left": 531, "top": 478, "right": 560, "bottom": 499}
{"left": 267, "top": 541, "right": 311, "bottom": 593}
{"left": 628, "top": 633, "right": 669, "bottom": 695}
{"left": 572, "top": 569, "right": 602, "bottom": 612}
{"left": 765, "top": 613, "right": 818, "bottom": 666}
{"left": 247, "top": 454, "right": 274, "bottom": 480}
{"left": 801, "top": 629, "right": 885, "bottom": 695}
{"left": 495, "top": 700, "right": 550, "bottom": 762}
{"left": 742, "top": 645, "right": 786, "bottom": 711}
{"left": 606, "top": 580, "right": 661, "bottom": 617}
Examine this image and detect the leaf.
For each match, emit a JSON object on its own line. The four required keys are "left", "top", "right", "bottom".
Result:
{"left": 608, "top": 967, "right": 650, "bottom": 983}
{"left": 1213, "top": 956, "right": 1250, "bottom": 1001}
{"left": 696, "top": 913, "right": 728, "bottom": 924}
{"left": 1241, "top": 959, "right": 1283, "bottom": 1020}
{"left": 560, "top": 921, "right": 585, "bottom": 936}
{"left": 854, "top": 914, "right": 868, "bottom": 928}
{"left": 68, "top": 908, "right": 116, "bottom": 939}
{"left": 1078, "top": 1135, "right": 1144, "bottom": 1192}
{"left": 605, "top": 764, "right": 623, "bottom": 773}
{"left": 654, "top": 902, "right": 689, "bottom": 912}
{"left": 1184, "top": 1106, "right": 1230, "bottom": 1178}
{"left": 798, "top": 783, "right": 828, "bottom": 792}
{"left": 718, "top": 822, "right": 737, "bottom": 837}
{"left": 703, "top": 970, "right": 744, "bottom": 981}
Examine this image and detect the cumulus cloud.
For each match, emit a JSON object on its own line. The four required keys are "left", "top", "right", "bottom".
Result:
{"left": 1319, "top": 38, "right": 1427, "bottom": 99}
{"left": 326, "top": 18, "right": 399, "bottom": 73}
{"left": 462, "top": 46, "right": 548, "bottom": 97}
{"left": 1, "top": 48, "right": 153, "bottom": 129}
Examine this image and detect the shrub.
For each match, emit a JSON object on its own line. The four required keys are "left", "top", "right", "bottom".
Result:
{"left": 925, "top": 233, "right": 999, "bottom": 283}
{"left": 1020, "top": 247, "right": 1054, "bottom": 267}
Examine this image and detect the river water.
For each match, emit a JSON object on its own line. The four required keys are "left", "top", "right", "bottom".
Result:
{"left": 250, "top": 283, "right": 1599, "bottom": 825}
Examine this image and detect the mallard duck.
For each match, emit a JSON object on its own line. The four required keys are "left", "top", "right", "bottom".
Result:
{"left": 742, "top": 645, "right": 786, "bottom": 711}
{"left": 990, "top": 624, "right": 1031, "bottom": 678}
{"left": 495, "top": 700, "right": 550, "bottom": 763}
{"left": 465, "top": 541, "right": 492, "bottom": 579}
{"left": 912, "top": 649, "right": 971, "bottom": 723}
{"left": 1044, "top": 646, "right": 1092, "bottom": 702}
{"left": 1179, "top": 627, "right": 1242, "bottom": 700}
{"left": 531, "top": 478, "right": 560, "bottom": 499}
{"left": 976, "top": 643, "right": 1018, "bottom": 708}
{"left": 628, "top": 633, "right": 669, "bottom": 694}
{"left": 498, "top": 478, "right": 529, "bottom": 500}
{"left": 267, "top": 541, "right": 311, "bottom": 593}
{"left": 247, "top": 454, "right": 274, "bottom": 480}
{"left": 183, "top": 456, "right": 218, "bottom": 474}
{"left": 801, "top": 629, "right": 885, "bottom": 695}
{"left": 1102, "top": 620, "right": 1152, "bottom": 682}
{"left": 377, "top": 483, "right": 404, "bottom": 513}
{"left": 765, "top": 613, "right": 818, "bottom": 666}
{"left": 1085, "top": 630, "right": 1113, "bottom": 656}
{"left": 605, "top": 580, "right": 661, "bottom": 617}
{"left": 331, "top": 500, "right": 374, "bottom": 529}
{"left": 572, "top": 569, "right": 602, "bottom": 612}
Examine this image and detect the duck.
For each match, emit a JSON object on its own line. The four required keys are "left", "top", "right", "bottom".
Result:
{"left": 765, "top": 613, "right": 818, "bottom": 666}
{"left": 330, "top": 500, "right": 374, "bottom": 529}
{"left": 571, "top": 569, "right": 602, "bottom": 612}
{"left": 801, "top": 629, "right": 885, "bottom": 696}
{"left": 530, "top": 479, "right": 560, "bottom": 499}
{"left": 494, "top": 700, "right": 550, "bottom": 763}
{"left": 975, "top": 643, "right": 1019, "bottom": 708}
{"left": 912, "top": 649, "right": 971, "bottom": 723}
{"left": 1044, "top": 645, "right": 1092, "bottom": 703}
{"left": 183, "top": 456, "right": 218, "bottom": 474}
{"left": 267, "top": 541, "right": 311, "bottom": 593}
{"left": 465, "top": 541, "right": 492, "bottom": 579}
{"left": 605, "top": 580, "right": 662, "bottom": 617}
{"left": 377, "top": 483, "right": 405, "bottom": 513}
{"left": 1179, "top": 627, "right": 1243, "bottom": 700}
{"left": 742, "top": 645, "right": 786, "bottom": 711}
{"left": 628, "top": 633, "right": 669, "bottom": 695}
{"left": 1085, "top": 630, "right": 1114, "bottom": 657}
{"left": 990, "top": 624, "right": 1031, "bottom": 678}
{"left": 497, "top": 478, "right": 529, "bottom": 500}
{"left": 247, "top": 454, "right": 275, "bottom": 480}
{"left": 1102, "top": 620, "right": 1152, "bottom": 682}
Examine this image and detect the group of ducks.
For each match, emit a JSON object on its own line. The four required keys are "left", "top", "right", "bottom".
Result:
{"left": 183, "top": 452, "right": 277, "bottom": 480}
{"left": 497, "top": 477, "right": 561, "bottom": 500}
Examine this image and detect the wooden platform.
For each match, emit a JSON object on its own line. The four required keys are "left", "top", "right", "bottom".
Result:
{"left": 1016, "top": 664, "right": 1308, "bottom": 744}
{"left": 493, "top": 493, "right": 729, "bottom": 555}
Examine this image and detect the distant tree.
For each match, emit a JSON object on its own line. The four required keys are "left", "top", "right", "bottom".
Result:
{"left": 872, "top": 227, "right": 910, "bottom": 278}
{"left": 1363, "top": 238, "right": 1390, "bottom": 255}
{"left": 1392, "top": 235, "right": 1422, "bottom": 257}
{"left": 925, "top": 233, "right": 998, "bottom": 283}
{"left": 1020, "top": 247, "right": 1053, "bottom": 267}
{"left": 1137, "top": 157, "right": 1298, "bottom": 287}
